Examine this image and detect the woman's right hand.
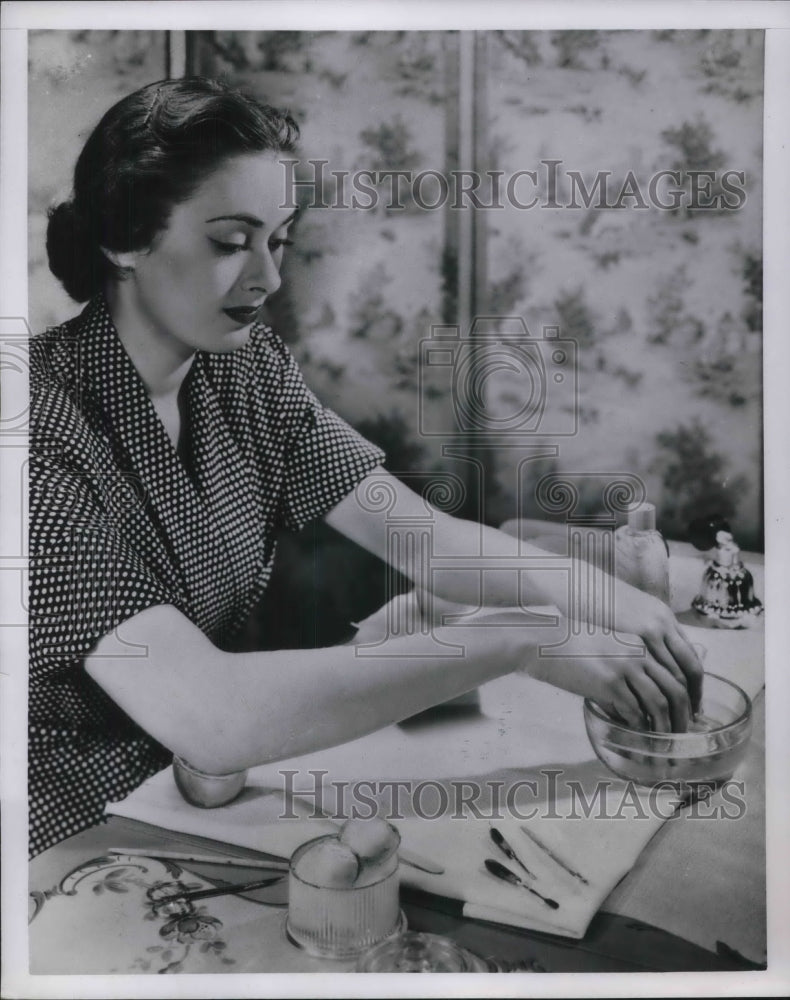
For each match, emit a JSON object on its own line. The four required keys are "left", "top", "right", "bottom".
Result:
{"left": 604, "top": 579, "right": 704, "bottom": 717}
{"left": 518, "top": 623, "right": 696, "bottom": 733}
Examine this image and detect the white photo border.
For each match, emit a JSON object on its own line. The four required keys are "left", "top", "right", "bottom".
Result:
{"left": 2, "top": 2, "right": 789, "bottom": 998}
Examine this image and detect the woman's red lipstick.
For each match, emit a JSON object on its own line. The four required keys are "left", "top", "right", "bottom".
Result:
{"left": 223, "top": 305, "right": 262, "bottom": 325}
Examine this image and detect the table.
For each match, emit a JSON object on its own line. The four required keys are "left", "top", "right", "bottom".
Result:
{"left": 28, "top": 701, "right": 764, "bottom": 974}
{"left": 28, "top": 541, "right": 766, "bottom": 974}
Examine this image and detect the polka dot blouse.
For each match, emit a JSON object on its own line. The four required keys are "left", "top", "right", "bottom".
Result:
{"left": 29, "top": 296, "right": 384, "bottom": 857}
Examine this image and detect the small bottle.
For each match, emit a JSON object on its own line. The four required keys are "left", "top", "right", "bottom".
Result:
{"left": 614, "top": 502, "right": 671, "bottom": 603}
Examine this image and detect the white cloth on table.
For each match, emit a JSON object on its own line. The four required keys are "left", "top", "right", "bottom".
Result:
{"left": 108, "top": 763, "right": 677, "bottom": 939}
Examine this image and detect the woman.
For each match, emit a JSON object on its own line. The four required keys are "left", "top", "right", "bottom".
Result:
{"left": 30, "top": 77, "right": 702, "bottom": 857}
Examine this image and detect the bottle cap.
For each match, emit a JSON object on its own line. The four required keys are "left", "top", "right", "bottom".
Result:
{"left": 627, "top": 502, "right": 656, "bottom": 532}
{"left": 713, "top": 530, "right": 740, "bottom": 567}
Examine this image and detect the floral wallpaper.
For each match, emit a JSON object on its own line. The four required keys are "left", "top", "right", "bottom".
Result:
{"left": 28, "top": 29, "right": 764, "bottom": 645}
{"left": 29, "top": 31, "right": 168, "bottom": 332}
{"left": 481, "top": 30, "right": 763, "bottom": 550}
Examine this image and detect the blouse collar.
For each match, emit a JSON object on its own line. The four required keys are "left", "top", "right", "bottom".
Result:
{"left": 74, "top": 295, "right": 264, "bottom": 625}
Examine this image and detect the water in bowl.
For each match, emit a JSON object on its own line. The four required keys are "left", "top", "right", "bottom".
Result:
{"left": 585, "top": 673, "right": 752, "bottom": 788}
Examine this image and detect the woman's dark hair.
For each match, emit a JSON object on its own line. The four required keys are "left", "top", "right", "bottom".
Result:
{"left": 46, "top": 77, "right": 300, "bottom": 302}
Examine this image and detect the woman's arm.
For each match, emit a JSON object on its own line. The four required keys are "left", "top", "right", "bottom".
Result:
{"left": 325, "top": 467, "right": 704, "bottom": 717}
{"left": 85, "top": 603, "right": 534, "bottom": 774}
{"left": 352, "top": 597, "right": 691, "bottom": 732}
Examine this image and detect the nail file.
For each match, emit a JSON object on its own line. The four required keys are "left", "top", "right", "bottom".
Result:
{"left": 150, "top": 875, "right": 284, "bottom": 906}
{"left": 109, "top": 848, "right": 289, "bottom": 871}
{"left": 518, "top": 827, "right": 590, "bottom": 886}
{"left": 108, "top": 845, "right": 444, "bottom": 875}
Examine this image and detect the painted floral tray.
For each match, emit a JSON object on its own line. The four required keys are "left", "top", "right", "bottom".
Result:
{"left": 29, "top": 852, "right": 291, "bottom": 974}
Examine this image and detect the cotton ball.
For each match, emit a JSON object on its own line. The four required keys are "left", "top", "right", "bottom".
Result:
{"left": 339, "top": 817, "right": 400, "bottom": 866}
{"left": 294, "top": 836, "right": 360, "bottom": 888}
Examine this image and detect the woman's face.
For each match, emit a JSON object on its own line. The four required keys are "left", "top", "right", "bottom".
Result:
{"left": 119, "top": 152, "right": 296, "bottom": 356}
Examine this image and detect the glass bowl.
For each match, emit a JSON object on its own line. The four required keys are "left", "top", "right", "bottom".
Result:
{"left": 583, "top": 672, "right": 752, "bottom": 788}
{"left": 172, "top": 755, "right": 247, "bottom": 808}
{"left": 356, "top": 931, "right": 489, "bottom": 972}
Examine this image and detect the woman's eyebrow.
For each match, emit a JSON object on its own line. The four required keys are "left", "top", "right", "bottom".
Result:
{"left": 204, "top": 210, "right": 298, "bottom": 228}
{"left": 205, "top": 213, "right": 263, "bottom": 227}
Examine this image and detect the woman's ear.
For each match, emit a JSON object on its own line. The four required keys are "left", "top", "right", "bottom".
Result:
{"left": 100, "top": 246, "right": 139, "bottom": 271}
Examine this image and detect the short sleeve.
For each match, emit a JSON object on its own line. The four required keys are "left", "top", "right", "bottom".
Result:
{"left": 280, "top": 392, "right": 385, "bottom": 532}
{"left": 249, "top": 336, "right": 384, "bottom": 532}
{"left": 29, "top": 451, "right": 176, "bottom": 678}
